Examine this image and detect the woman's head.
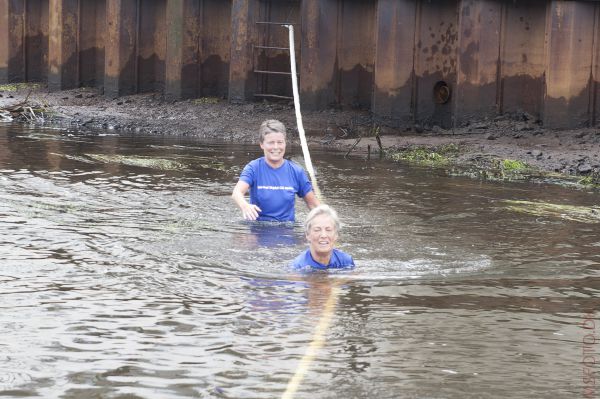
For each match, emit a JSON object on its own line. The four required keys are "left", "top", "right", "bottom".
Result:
{"left": 258, "top": 119, "right": 287, "bottom": 143}
{"left": 259, "top": 120, "right": 287, "bottom": 167}
{"left": 304, "top": 205, "right": 340, "bottom": 256}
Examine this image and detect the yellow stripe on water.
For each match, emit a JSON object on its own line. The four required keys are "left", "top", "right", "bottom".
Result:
{"left": 281, "top": 283, "right": 341, "bottom": 399}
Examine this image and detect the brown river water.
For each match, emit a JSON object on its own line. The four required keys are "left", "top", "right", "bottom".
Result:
{"left": 1, "top": 124, "right": 599, "bottom": 398}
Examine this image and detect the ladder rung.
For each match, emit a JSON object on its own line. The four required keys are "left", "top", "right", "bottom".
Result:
{"left": 254, "top": 70, "right": 298, "bottom": 76}
{"left": 254, "top": 94, "right": 293, "bottom": 100}
{"left": 255, "top": 21, "right": 299, "bottom": 26}
{"left": 254, "top": 45, "right": 290, "bottom": 51}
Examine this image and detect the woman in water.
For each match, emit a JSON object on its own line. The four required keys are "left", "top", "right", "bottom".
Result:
{"left": 232, "top": 119, "right": 320, "bottom": 221}
{"left": 292, "top": 204, "right": 354, "bottom": 270}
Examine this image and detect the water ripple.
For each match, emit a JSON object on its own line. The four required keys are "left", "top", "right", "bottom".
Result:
{"left": 1, "top": 124, "right": 598, "bottom": 398}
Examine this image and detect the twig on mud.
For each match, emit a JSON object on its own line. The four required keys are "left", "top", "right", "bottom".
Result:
{"left": 344, "top": 137, "right": 362, "bottom": 159}
{"left": 337, "top": 118, "right": 357, "bottom": 139}
{"left": 22, "top": 88, "right": 33, "bottom": 104}
{"left": 23, "top": 107, "right": 37, "bottom": 121}
{"left": 375, "top": 127, "right": 383, "bottom": 157}
{"left": 1, "top": 100, "right": 48, "bottom": 122}
{"left": 337, "top": 126, "right": 349, "bottom": 138}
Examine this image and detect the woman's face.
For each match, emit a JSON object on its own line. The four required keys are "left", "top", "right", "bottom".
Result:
{"left": 260, "top": 132, "right": 286, "bottom": 166}
{"left": 306, "top": 214, "right": 338, "bottom": 257}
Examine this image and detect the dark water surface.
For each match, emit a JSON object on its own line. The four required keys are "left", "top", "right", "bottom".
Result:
{"left": 1, "top": 124, "right": 599, "bottom": 398}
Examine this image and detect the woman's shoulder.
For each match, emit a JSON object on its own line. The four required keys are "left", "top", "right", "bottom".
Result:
{"left": 291, "top": 249, "right": 312, "bottom": 268}
{"left": 332, "top": 248, "right": 355, "bottom": 266}
{"left": 284, "top": 159, "right": 308, "bottom": 175}
{"left": 244, "top": 157, "right": 265, "bottom": 169}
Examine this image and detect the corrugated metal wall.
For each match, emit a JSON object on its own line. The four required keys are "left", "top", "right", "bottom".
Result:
{"left": 2, "top": 0, "right": 600, "bottom": 129}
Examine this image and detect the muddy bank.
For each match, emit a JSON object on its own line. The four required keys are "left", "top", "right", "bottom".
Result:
{"left": 1, "top": 85, "right": 599, "bottom": 189}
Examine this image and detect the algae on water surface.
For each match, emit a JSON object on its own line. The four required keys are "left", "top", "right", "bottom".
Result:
{"left": 502, "top": 200, "right": 600, "bottom": 223}
{"left": 85, "top": 154, "right": 188, "bottom": 171}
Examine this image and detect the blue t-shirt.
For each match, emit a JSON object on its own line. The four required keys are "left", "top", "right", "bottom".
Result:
{"left": 248, "top": 222, "right": 302, "bottom": 247}
{"left": 239, "top": 157, "right": 313, "bottom": 222}
{"left": 292, "top": 249, "right": 355, "bottom": 271}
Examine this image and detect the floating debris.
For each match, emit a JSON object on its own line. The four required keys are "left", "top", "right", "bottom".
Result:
{"left": 502, "top": 200, "right": 600, "bottom": 223}
{"left": 0, "top": 93, "right": 47, "bottom": 123}
{"left": 85, "top": 154, "right": 188, "bottom": 171}
{"left": 49, "top": 153, "right": 97, "bottom": 164}
{"left": 0, "top": 109, "right": 13, "bottom": 122}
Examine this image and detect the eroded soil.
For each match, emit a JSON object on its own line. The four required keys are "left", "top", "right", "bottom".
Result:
{"left": 1, "top": 86, "right": 599, "bottom": 188}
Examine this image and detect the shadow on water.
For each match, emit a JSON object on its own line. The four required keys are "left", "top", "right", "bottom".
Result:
{"left": 1, "top": 123, "right": 599, "bottom": 398}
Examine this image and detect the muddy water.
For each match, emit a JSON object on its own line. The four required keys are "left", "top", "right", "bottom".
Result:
{"left": 1, "top": 123, "right": 599, "bottom": 399}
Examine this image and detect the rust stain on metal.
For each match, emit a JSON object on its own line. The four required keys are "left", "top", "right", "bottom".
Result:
{"left": 0, "top": 1, "right": 8, "bottom": 71}
{"left": 3, "top": 0, "right": 600, "bottom": 129}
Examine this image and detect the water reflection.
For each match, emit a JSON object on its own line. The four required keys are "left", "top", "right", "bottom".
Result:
{"left": 0, "top": 123, "right": 599, "bottom": 398}
{"left": 233, "top": 222, "right": 303, "bottom": 250}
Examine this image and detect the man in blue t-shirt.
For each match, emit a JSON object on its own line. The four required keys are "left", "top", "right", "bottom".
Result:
{"left": 232, "top": 120, "right": 320, "bottom": 222}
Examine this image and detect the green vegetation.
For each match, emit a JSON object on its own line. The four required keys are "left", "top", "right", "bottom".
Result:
{"left": 578, "top": 172, "right": 600, "bottom": 188}
{"left": 501, "top": 159, "right": 527, "bottom": 172}
{"left": 0, "top": 83, "right": 41, "bottom": 92}
{"left": 497, "top": 158, "right": 531, "bottom": 179}
{"left": 448, "top": 155, "right": 537, "bottom": 182}
{"left": 383, "top": 143, "right": 597, "bottom": 190}
{"left": 364, "top": 125, "right": 381, "bottom": 137}
{"left": 385, "top": 146, "right": 597, "bottom": 189}
{"left": 385, "top": 143, "right": 460, "bottom": 168}
{"left": 502, "top": 200, "right": 600, "bottom": 223}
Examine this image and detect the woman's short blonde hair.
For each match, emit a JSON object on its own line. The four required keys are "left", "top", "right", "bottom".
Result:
{"left": 259, "top": 119, "right": 287, "bottom": 143}
{"left": 304, "top": 204, "right": 341, "bottom": 236}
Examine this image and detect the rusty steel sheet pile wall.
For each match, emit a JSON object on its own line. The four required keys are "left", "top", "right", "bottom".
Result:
{"left": 335, "top": 0, "right": 375, "bottom": 109}
{"left": 372, "top": 0, "right": 600, "bottom": 129}
{"left": 544, "top": 2, "right": 599, "bottom": 129}
{"left": 79, "top": 0, "right": 105, "bottom": 87}
{"left": 165, "top": 0, "right": 231, "bottom": 100}
{"left": 48, "top": 0, "right": 78, "bottom": 90}
{"left": 3, "top": 0, "right": 600, "bottom": 129}
{"left": 415, "top": 0, "right": 458, "bottom": 128}
{"left": 1, "top": 0, "right": 49, "bottom": 83}
{"left": 0, "top": 0, "right": 23, "bottom": 83}
{"left": 104, "top": 0, "right": 137, "bottom": 97}
{"left": 137, "top": 0, "right": 166, "bottom": 93}
{"left": 499, "top": 0, "right": 546, "bottom": 120}
{"left": 300, "top": 0, "right": 375, "bottom": 110}
{"left": 26, "top": 0, "right": 50, "bottom": 82}
{"left": 373, "top": 0, "right": 417, "bottom": 127}
{"left": 455, "top": 0, "right": 501, "bottom": 125}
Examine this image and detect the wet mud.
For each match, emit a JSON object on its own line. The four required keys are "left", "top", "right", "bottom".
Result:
{"left": 1, "top": 85, "right": 599, "bottom": 189}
